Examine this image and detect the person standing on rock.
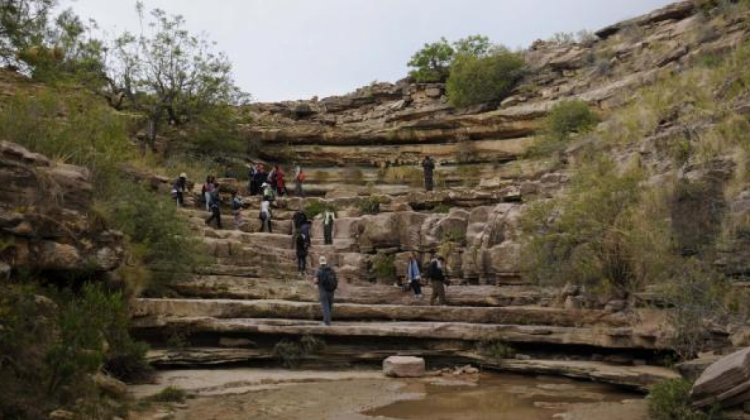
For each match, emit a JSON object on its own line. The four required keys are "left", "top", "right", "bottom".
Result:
{"left": 260, "top": 198, "right": 272, "bottom": 233}
{"left": 428, "top": 255, "right": 447, "bottom": 306}
{"left": 202, "top": 175, "right": 216, "bottom": 211}
{"left": 406, "top": 252, "right": 423, "bottom": 300}
{"left": 313, "top": 256, "right": 338, "bottom": 326}
{"left": 294, "top": 163, "right": 306, "bottom": 197}
{"left": 422, "top": 156, "right": 436, "bottom": 192}
{"left": 248, "top": 163, "right": 259, "bottom": 196}
{"left": 205, "top": 189, "right": 223, "bottom": 229}
{"left": 231, "top": 191, "right": 245, "bottom": 229}
{"left": 323, "top": 207, "right": 336, "bottom": 245}
{"left": 261, "top": 182, "right": 275, "bottom": 203}
{"left": 254, "top": 164, "right": 268, "bottom": 196}
{"left": 172, "top": 172, "right": 188, "bottom": 207}
{"left": 295, "top": 228, "right": 310, "bottom": 275}
{"left": 292, "top": 206, "right": 308, "bottom": 247}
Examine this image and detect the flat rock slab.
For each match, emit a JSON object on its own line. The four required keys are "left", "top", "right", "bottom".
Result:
{"left": 383, "top": 356, "right": 425, "bottom": 378}
{"left": 132, "top": 298, "right": 631, "bottom": 327}
{"left": 692, "top": 347, "right": 750, "bottom": 408}
{"left": 132, "top": 317, "right": 668, "bottom": 350}
{"left": 169, "top": 275, "right": 557, "bottom": 307}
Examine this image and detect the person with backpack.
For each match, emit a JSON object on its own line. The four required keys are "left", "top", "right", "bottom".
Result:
{"left": 205, "top": 189, "right": 222, "bottom": 229}
{"left": 261, "top": 182, "right": 275, "bottom": 203}
{"left": 172, "top": 173, "right": 188, "bottom": 207}
{"left": 323, "top": 208, "right": 336, "bottom": 245}
{"left": 422, "top": 156, "right": 436, "bottom": 192}
{"left": 260, "top": 198, "right": 272, "bottom": 233}
{"left": 428, "top": 255, "right": 447, "bottom": 306}
{"left": 231, "top": 191, "right": 245, "bottom": 229}
{"left": 295, "top": 230, "right": 310, "bottom": 275}
{"left": 292, "top": 207, "right": 308, "bottom": 248}
{"left": 406, "top": 252, "right": 423, "bottom": 300}
{"left": 294, "top": 163, "right": 306, "bottom": 197}
{"left": 313, "top": 256, "right": 337, "bottom": 326}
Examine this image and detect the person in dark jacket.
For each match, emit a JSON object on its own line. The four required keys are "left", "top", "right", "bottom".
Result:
{"left": 422, "top": 156, "right": 435, "bottom": 192}
{"left": 323, "top": 208, "right": 336, "bottom": 245}
{"left": 428, "top": 255, "right": 447, "bottom": 306}
{"left": 172, "top": 172, "right": 188, "bottom": 207}
{"left": 313, "top": 256, "right": 337, "bottom": 326}
{"left": 205, "top": 190, "right": 222, "bottom": 229}
{"left": 292, "top": 207, "right": 308, "bottom": 248}
{"left": 254, "top": 164, "right": 267, "bottom": 195}
{"left": 248, "top": 163, "right": 259, "bottom": 196}
{"left": 295, "top": 230, "right": 310, "bottom": 275}
{"left": 406, "top": 252, "right": 423, "bottom": 300}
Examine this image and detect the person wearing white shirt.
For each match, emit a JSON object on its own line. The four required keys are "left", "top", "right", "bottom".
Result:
{"left": 260, "top": 200, "right": 272, "bottom": 233}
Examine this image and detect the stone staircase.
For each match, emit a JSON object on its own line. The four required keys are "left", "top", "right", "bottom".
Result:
{"left": 130, "top": 190, "right": 680, "bottom": 392}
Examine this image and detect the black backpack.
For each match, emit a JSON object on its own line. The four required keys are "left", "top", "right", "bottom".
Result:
{"left": 319, "top": 266, "right": 338, "bottom": 292}
{"left": 296, "top": 234, "right": 308, "bottom": 252}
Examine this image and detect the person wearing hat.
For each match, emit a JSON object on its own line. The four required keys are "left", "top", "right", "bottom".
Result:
{"left": 172, "top": 173, "right": 188, "bottom": 207}
{"left": 313, "top": 256, "right": 338, "bottom": 326}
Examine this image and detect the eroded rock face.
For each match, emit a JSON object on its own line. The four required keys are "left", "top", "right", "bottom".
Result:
{"left": 0, "top": 141, "right": 124, "bottom": 274}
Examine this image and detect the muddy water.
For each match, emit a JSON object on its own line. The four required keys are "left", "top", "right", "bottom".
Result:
{"left": 141, "top": 370, "right": 648, "bottom": 420}
{"left": 366, "top": 374, "right": 645, "bottom": 420}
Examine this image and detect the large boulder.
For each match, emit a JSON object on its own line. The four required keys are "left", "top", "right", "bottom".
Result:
{"left": 691, "top": 347, "right": 750, "bottom": 408}
{"left": 383, "top": 356, "right": 426, "bottom": 378}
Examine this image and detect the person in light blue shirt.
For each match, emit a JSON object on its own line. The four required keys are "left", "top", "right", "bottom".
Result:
{"left": 406, "top": 252, "right": 423, "bottom": 300}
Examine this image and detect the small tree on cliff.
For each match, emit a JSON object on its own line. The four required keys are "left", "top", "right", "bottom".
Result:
{"left": 407, "top": 35, "right": 492, "bottom": 83}
{"left": 106, "top": 3, "right": 248, "bottom": 149}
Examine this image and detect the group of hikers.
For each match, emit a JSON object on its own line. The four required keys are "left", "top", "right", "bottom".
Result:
{"left": 247, "top": 162, "right": 307, "bottom": 198}
{"left": 310, "top": 252, "right": 449, "bottom": 326}
{"left": 171, "top": 155, "right": 446, "bottom": 327}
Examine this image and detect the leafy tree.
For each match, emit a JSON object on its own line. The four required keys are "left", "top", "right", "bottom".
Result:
{"left": 407, "top": 37, "right": 454, "bottom": 83}
{"left": 106, "top": 3, "right": 248, "bottom": 149}
{"left": 0, "top": 0, "right": 55, "bottom": 66}
{"left": 446, "top": 47, "right": 525, "bottom": 108}
{"left": 453, "top": 34, "right": 491, "bottom": 57}
{"left": 407, "top": 35, "right": 498, "bottom": 83}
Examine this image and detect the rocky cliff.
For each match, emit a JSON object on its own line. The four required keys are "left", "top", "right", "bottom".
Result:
{"left": 0, "top": 141, "right": 124, "bottom": 277}
{"left": 244, "top": 1, "right": 742, "bottom": 193}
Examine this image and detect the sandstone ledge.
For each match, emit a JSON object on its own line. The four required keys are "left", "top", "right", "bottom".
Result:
{"left": 132, "top": 317, "right": 667, "bottom": 350}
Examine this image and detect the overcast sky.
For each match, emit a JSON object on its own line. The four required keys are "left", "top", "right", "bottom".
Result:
{"left": 66, "top": 0, "right": 675, "bottom": 102}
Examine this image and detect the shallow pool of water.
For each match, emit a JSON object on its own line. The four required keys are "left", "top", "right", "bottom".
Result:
{"left": 365, "top": 373, "right": 641, "bottom": 420}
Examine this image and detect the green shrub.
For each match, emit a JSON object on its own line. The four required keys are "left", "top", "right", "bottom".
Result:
{"left": 371, "top": 253, "right": 396, "bottom": 281}
{"left": 356, "top": 197, "right": 384, "bottom": 215}
{"left": 147, "top": 386, "right": 188, "bottom": 403}
{"left": 105, "top": 181, "right": 208, "bottom": 294}
{"left": 0, "top": 283, "right": 151, "bottom": 419}
{"left": 0, "top": 91, "right": 133, "bottom": 188}
{"left": 648, "top": 379, "right": 722, "bottom": 420}
{"left": 545, "top": 100, "right": 600, "bottom": 141}
{"left": 520, "top": 158, "right": 656, "bottom": 294}
{"left": 447, "top": 48, "right": 525, "bottom": 108}
{"left": 477, "top": 340, "right": 515, "bottom": 362}
{"left": 273, "top": 339, "right": 303, "bottom": 368}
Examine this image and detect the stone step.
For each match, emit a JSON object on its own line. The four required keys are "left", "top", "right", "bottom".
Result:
{"left": 131, "top": 317, "right": 667, "bottom": 350}
{"left": 142, "top": 348, "right": 678, "bottom": 392}
{"left": 169, "top": 275, "right": 553, "bottom": 307}
{"left": 132, "top": 298, "right": 632, "bottom": 327}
